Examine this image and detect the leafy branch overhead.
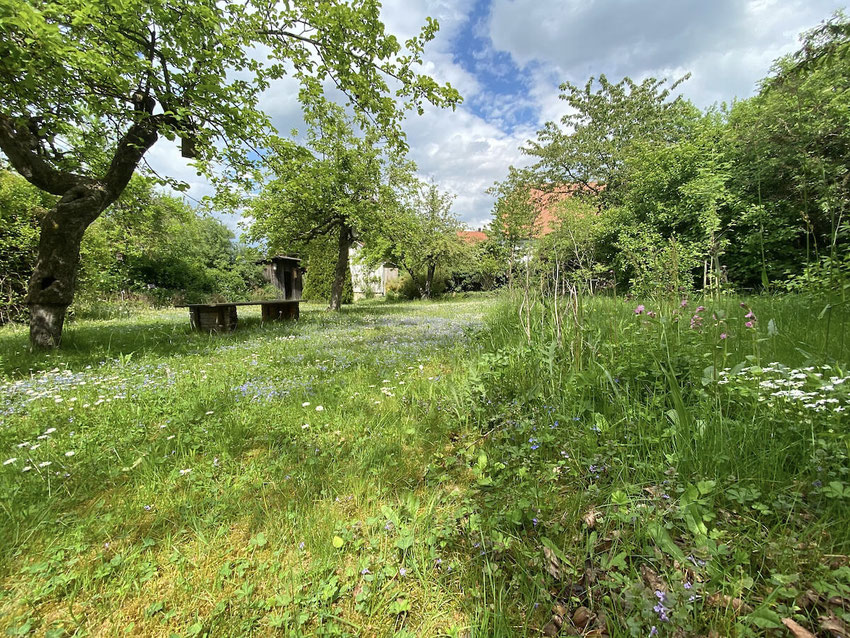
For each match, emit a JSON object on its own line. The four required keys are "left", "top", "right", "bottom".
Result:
{"left": 0, "top": 0, "right": 461, "bottom": 193}
{"left": 0, "top": 0, "right": 461, "bottom": 346}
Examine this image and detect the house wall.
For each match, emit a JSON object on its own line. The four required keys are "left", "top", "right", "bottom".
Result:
{"left": 349, "top": 245, "right": 397, "bottom": 299}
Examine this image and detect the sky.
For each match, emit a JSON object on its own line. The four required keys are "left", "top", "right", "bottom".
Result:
{"left": 146, "top": 0, "right": 845, "bottom": 233}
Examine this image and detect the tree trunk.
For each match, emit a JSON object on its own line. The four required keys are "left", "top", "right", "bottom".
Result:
{"left": 423, "top": 262, "right": 436, "bottom": 299}
{"left": 27, "top": 185, "right": 106, "bottom": 347}
{"left": 329, "top": 222, "right": 352, "bottom": 311}
{"left": 0, "top": 109, "right": 162, "bottom": 348}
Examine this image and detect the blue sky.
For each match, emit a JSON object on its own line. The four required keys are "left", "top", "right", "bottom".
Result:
{"left": 147, "top": 0, "right": 846, "bottom": 231}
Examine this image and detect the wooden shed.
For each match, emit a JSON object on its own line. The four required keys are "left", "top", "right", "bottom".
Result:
{"left": 260, "top": 256, "right": 303, "bottom": 300}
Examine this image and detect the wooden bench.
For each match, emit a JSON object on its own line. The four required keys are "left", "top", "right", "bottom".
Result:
{"left": 179, "top": 300, "right": 300, "bottom": 332}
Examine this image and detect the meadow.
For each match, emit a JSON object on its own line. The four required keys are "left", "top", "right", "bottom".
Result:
{"left": 0, "top": 293, "right": 848, "bottom": 637}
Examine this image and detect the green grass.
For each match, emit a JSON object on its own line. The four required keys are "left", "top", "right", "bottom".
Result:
{"left": 0, "top": 293, "right": 848, "bottom": 637}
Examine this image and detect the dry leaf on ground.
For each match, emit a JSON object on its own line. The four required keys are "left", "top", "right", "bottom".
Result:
{"left": 543, "top": 546, "right": 563, "bottom": 581}
{"left": 782, "top": 617, "right": 816, "bottom": 638}
{"left": 705, "top": 593, "right": 753, "bottom": 615}
{"left": 821, "top": 614, "right": 850, "bottom": 638}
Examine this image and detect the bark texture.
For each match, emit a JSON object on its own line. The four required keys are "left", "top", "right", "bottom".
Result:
{"left": 0, "top": 111, "right": 164, "bottom": 347}
{"left": 329, "top": 222, "right": 352, "bottom": 311}
{"left": 423, "top": 262, "right": 436, "bottom": 299}
{"left": 26, "top": 185, "right": 106, "bottom": 347}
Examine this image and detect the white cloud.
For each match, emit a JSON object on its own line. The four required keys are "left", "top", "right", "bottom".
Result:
{"left": 488, "top": 0, "right": 844, "bottom": 108}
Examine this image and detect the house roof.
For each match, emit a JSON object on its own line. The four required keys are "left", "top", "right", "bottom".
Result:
{"left": 529, "top": 183, "right": 600, "bottom": 237}
{"left": 457, "top": 230, "right": 488, "bottom": 244}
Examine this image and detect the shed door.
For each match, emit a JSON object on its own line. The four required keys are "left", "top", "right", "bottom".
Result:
{"left": 283, "top": 270, "right": 293, "bottom": 299}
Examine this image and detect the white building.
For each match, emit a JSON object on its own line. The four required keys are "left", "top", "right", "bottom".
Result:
{"left": 349, "top": 243, "right": 399, "bottom": 299}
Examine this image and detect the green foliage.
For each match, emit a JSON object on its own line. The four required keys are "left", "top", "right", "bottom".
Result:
{"left": 0, "top": 0, "right": 461, "bottom": 191}
{"left": 446, "top": 239, "right": 508, "bottom": 292}
{"left": 0, "top": 170, "right": 53, "bottom": 323}
{"left": 248, "top": 101, "right": 388, "bottom": 309}
{"left": 249, "top": 101, "right": 387, "bottom": 250}
{"left": 387, "top": 270, "right": 448, "bottom": 300}
{"left": 524, "top": 74, "right": 697, "bottom": 202}
{"left": 452, "top": 291, "right": 849, "bottom": 635}
{"left": 370, "top": 178, "right": 468, "bottom": 298}
{"left": 507, "top": 11, "right": 849, "bottom": 296}
{"left": 723, "top": 12, "right": 850, "bottom": 287}
{"left": 74, "top": 177, "right": 264, "bottom": 308}
{"left": 301, "top": 231, "right": 353, "bottom": 305}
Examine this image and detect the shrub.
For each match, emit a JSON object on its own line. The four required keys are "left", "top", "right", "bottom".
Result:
{"left": 301, "top": 234, "right": 353, "bottom": 304}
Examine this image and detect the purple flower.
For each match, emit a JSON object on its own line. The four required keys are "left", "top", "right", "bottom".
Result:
{"left": 719, "top": 333, "right": 727, "bottom": 340}
{"left": 683, "top": 581, "right": 692, "bottom": 590}
{"left": 745, "top": 321, "right": 754, "bottom": 329}
{"left": 744, "top": 311, "right": 755, "bottom": 319}
{"left": 696, "top": 306, "right": 705, "bottom": 313}
{"left": 680, "top": 299, "right": 688, "bottom": 308}
{"left": 361, "top": 568, "right": 370, "bottom": 575}
{"left": 635, "top": 304, "right": 645, "bottom": 315}
{"left": 532, "top": 518, "right": 539, "bottom": 526}
{"left": 399, "top": 567, "right": 407, "bottom": 577}
{"left": 650, "top": 627, "right": 658, "bottom": 636}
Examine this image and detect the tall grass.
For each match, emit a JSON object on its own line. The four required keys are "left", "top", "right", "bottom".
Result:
{"left": 454, "top": 291, "right": 849, "bottom": 635}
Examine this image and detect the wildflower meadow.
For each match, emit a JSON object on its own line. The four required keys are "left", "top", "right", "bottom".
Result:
{"left": 0, "top": 293, "right": 847, "bottom": 636}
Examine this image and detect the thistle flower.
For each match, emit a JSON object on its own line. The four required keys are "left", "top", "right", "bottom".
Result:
{"left": 635, "top": 304, "right": 645, "bottom": 315}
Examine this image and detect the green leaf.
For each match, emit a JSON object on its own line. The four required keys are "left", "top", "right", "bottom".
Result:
{"left": 646, "top": 522, "right": 686, "bottom": 563}
{"left": 747, "top": 607, "right": 782, "bottom": 629}
{"left": 249, "top": 532, "right": 267, "bottom": 548}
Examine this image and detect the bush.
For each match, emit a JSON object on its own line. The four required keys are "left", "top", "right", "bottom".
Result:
{"left": 0, "top": 171, "right": 54, "bottom": 324}
{"left": 301, "top": 233, "right": 353, "bottom": 304}
{"left": 386, "top": 271, "right": 448, "bottom": 300}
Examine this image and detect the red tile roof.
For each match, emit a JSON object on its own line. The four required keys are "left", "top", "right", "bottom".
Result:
{"left": 529, "top": 183, "right": 599, "bottom": 237}
{"left": 457, "top": 230, "right": 488, "bottom": 244}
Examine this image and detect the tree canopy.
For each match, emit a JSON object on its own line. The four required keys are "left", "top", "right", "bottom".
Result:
{"left": 0, "top": 0, "right": 461, "bottom": 346}
{"left": 248, "top": 100, "right": 387, "bottom": 309}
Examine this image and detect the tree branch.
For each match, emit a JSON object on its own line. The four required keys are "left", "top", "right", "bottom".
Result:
{"left": 0, "top": 114, "right": 89, "bottom": 195}
{"left": 102, "top": 112, "right": 172, "bottom": 205}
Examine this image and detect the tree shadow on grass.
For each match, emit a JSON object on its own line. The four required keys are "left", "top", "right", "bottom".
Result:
{"left": 0, "top": 297, "right": 483, "bottom": 377}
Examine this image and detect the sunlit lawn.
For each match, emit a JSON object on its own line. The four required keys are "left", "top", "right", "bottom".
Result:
{"left": 0, "top": 297, "right": 495, "bottom": 637}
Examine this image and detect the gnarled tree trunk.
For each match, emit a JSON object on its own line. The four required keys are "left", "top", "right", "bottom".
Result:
{"left": 27, "top": 185, "right": 106, "bottom": 347}
{"left": 329, "top": 222, "right": 352, "bottom": 311}
{"left": 1, "top": 107, "right": 164, "bottom": 348}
